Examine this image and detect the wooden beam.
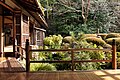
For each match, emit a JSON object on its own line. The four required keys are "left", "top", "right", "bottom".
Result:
{"left": 30, "top": 60, "right": 112, "bottom": 63}
{"left": 75, "top": 60, "right": 112, "bottom": 62}
{"left": 14, "top": 10, "right": 22, "bottom": 14}
{"left": 30, "top": 48, "right": 112, "bottom": 52}
{"left": 34, "top": 27, "right": 46, "bottom": 32}
{"left": 30, "top": 60, "right": 71, "bottom": 63}
{"left": 0, "top": 1, "right": 14, "bottom": 12}
{"left": 4, "top": 16, "right": 12, "bottom": 21}
{"left": 27, "top": 11, "right": 48, "bottom": 28}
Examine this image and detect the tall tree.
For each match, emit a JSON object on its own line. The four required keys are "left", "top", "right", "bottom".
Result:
{"left": 82, "top": 0, "right": 90, "bottom": 24}
{"left": 39, "top": 0, "right": 120, "bottom": 35}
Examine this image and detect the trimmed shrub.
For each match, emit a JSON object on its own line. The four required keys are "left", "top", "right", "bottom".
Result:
{"left": 44, "top": 35, "right": 63, "bottom": 49}
{"left": 63, "top": 36, "right": 74, "bottom": 43}
{"left": 84, "top": 34, "right": 97, "bottom": 37}
{"left": 103, "top": 44, "right": 112, "bottom": 49}
{"left": 98, "top": 34, "right": 108, "bottom": 40}
{"left": 106, "top": 38, "right": 120, "bottom": 51}
{"left": 117, "top": 52, "right": 120, "bottom": 68}
{"left": 85, "top": 37, "right": 106, "bottom": 47}
{"left": 106, "top": 33, "right": 120, "bottom": 39}
{"left": 106, "top": 38, "right": 120, "bottom": 44}
{"left": 30, "top": 63, "right": 56, "bottom": 71}
{"left": 62, "top": 43, "right": 70, "bottom": 49}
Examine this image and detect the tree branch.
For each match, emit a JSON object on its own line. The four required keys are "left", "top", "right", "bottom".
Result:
{"left": 82, "top": 0, "right": 85, "bottom": 20}
{"left": 82, "top": 0, "right": 90, "bottom": 24}
{"left": 56, "top": 1, "right": 80, "bottom": 12}
{"left": 58, "top": 10, "right": 82, "bottom": 16}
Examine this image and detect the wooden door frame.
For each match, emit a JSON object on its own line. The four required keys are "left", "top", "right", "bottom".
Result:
{"left": 0, "top": 1, "right": 16, "bottom": 57}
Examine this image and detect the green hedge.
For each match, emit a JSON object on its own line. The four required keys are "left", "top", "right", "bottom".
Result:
{"left": 106, "top": 33, "right": 120, "bottom": 39}
{"left": 63, "top": 36, "right": 74, "bottom": 43}
{"left": 98, "top": 34, "right": 108, "bottom": 40}
{"left": 106, "top": 38, "right": 120, "bottom": 51}
{"left": 30, "top": 63, "right": 56, "bottom": 71}
{"left": 85, "top": 37, "right": 106, "bottom": 47}
{"left": 84, "top": 34, "right": 97, "bottom": 37}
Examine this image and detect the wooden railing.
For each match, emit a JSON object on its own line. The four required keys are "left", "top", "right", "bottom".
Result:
{"left": 16, "top": 45, "right": 26, "bottom": 60}
{"left": 25, "top": 39, "right": 117, "bottom": 72}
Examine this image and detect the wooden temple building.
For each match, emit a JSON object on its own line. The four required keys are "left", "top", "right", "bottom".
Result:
{"left": 0, "top": 0, "right": 120, "bottom": 80}
{"left": 0, "top": 0, "right": 48, "bottom": 57}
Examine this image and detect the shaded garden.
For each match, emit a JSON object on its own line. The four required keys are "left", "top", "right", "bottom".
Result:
{"left": 30, "top": 0, "right": 120, "bottom": 71}
{"left": 30, "top": 33, "right": 120, "bottom": 71}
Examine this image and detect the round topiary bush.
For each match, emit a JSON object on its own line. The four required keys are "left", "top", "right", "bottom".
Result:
{"left": 106, "top": 33, "right": 120, "bottom": 39}
{"left": 85, "top": 37, "right": 106, "bottom": 47}
{"left": 102, "top": 43, "right": 112, "bottom": 49}
{"left": 30, "top": 63, "right": 56, "bottom": 71}
{"left": 98, "top": 34, "right": 108, "bottom": 40}
{"left": 63, "top": 36, "right": 74, "bottom": 43}
{"left": 62, "top": 43, "right": 70, "bottom": 49}
{"left": 84, "top": 34, "right": 97, "bottom": 38}
{"left": 106, "top": 38, "right": 120, "bottom": 51}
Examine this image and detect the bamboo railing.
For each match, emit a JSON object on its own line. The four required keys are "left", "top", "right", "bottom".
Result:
{"left": 25, "top": 39, "right": 117, "bottom": 72}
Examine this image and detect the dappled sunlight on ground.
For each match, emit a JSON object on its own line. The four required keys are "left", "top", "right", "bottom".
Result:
{"left": 94, "top": 70, "right": 120, "bottom": 80}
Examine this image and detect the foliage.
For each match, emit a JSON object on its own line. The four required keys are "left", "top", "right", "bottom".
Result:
{"left": 106, "top": 38, "right": 120, "bottom": 51}
{"left": 85, "top": 37, "right": 106, "bottom": 47}
{"left": 84, "top": 34, "right": 97, "bottom": 37}
{"left": 63, "top": 33, "right": 109, "bottom": 70}
{"left": 105, "top": 33, "right": 120, "bottom": 39}
{"left": 41, "top": 0, "right": 120, "bottom": 36}
{"left": 63, "top": 36, "right": 74, "bottom": 43}
{"left": 30, "top": 63, "right": 56, "bottom": 71}
{"left": 44, "top": 35, "right": 63, "bottom": 49}
{"left": 31, "top": 33, "right": 113, "bottom": 71}
{"left": 98, "top": 34, "right": 108, "bottom": 40}
{"left": 106, "top": 38, "right": 120, "bottom": 44}
{"left": 74, "top": 43, "right": 107, "bottom": 70}
{"left": 52, "top": 52, "right": 71, "bottom": 70}
{"left": 117, "top": 52, "right": 120, "bottom": 68}
{"left": 87, "top": 0, "right": 111, "bottom": 33}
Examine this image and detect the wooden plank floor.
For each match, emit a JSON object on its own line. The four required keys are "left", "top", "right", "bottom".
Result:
{"left": 0, "top": 70, "right": 120, "bottom": 80}
{"left": 0, "top": 57, "right": 25, "bottom": 72}
{"left": 0, "top": 57, "right": 120, "bottom": 80}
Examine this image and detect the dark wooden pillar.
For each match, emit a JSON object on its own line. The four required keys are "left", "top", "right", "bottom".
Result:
{"left": 25, "top": 39, "right": 30, "bottom": 72}
{"left": 112, "top": 39, "right": 117, "bottom": 69}
{"left": 0, "top": 15, "right": 3, "bottom": 54}
{"left": 71, "top": 50, "right": 74, "bottom": 71}
{"left": 13, "top": 12, "right": 16, "bottom": 54}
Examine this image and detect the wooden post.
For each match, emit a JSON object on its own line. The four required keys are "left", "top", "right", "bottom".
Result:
{"left": 1, "top": 33, "right": 4, "bottom": 57}
{"left": 13, "top": 12, "right": 16, "bottom": 56}
{"left": 112, "top": 39, "right": 117, "bottom": 69}
{"left": 71, "top": 50, "right": 74, "bottom": 71}
{"left": 29, "top": 46, "right": 32, "bottom": 59}
{"left": 25, "top": 39, "right": 30, "bottom": 72}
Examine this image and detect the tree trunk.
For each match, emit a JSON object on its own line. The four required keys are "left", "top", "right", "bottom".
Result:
{"left": 82, "top": 0, "right": 90, "bottom": 24}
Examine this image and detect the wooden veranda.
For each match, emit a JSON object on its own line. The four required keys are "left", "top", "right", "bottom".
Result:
{"left": 0, "top": 70, "right": 120, "bottom": 80}
{"left": 0, "top": 56, "right": 119, "bottom": 80}
{"left": 0, "top": 57, "right": 25, "bottom": 72}
{"left": 0, "top": 39, "right": 119, "bottom": 80}
{"left": 0, "top": 57, "right": 119, "bottom": 80}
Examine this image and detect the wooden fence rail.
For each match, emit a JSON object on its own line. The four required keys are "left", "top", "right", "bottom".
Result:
{"left": 25, "top": 39, "right": 117, "bottom": 72}
{"left": 16, "top": 45, "right": 26, "bottom": 59}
